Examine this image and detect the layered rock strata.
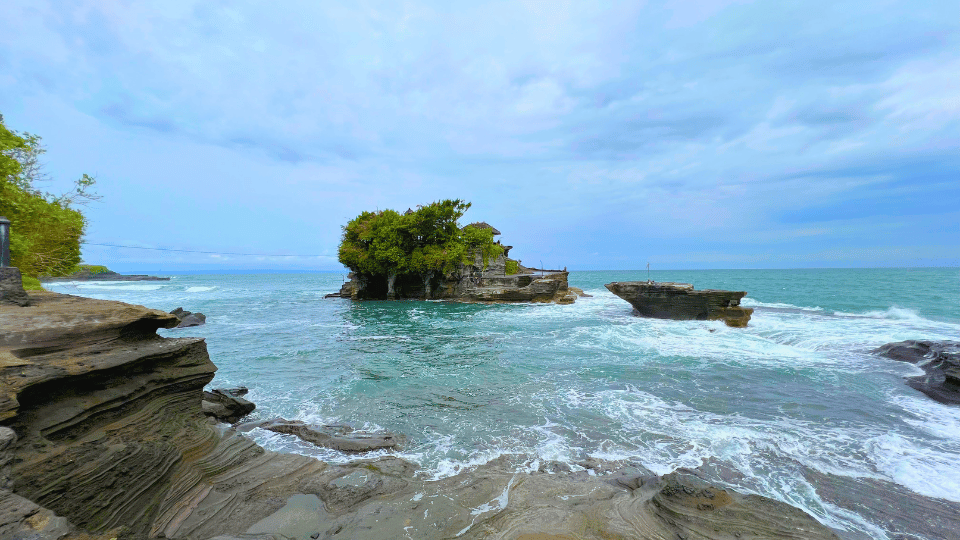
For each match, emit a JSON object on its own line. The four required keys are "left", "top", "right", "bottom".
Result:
{"left": 0, "top": 292, "right": 842, "bottom": 539}
{"left": 605, "top": 281, "right": 754, "bottom": 327}
{"left": 874, "top": 340, "right": 960, "bottom": 405}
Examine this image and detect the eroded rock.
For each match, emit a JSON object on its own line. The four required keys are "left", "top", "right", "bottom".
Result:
{"left": 171, "top": 306, "right": 207, "bottom": 328}
{"left": 0, "top": 267, "right": 30, "bottom": 307}
{"left": 202, "top": 388, "right": 256, "bottom": 423}
{"left": 874, "top": 340, "right": 960, "bottom": 404}
{"left": 258, "top": 419, "right": 400, "bottom": 453}
{"left": 605, "top": 281, "right": 754, "bottom": 327}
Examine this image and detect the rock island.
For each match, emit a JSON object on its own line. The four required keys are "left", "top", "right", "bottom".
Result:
{"left": 606, "top": 281, "right": 753, "bottom": 327}
{"left": 332, "top": 200, "right": 582, "bottom": 304}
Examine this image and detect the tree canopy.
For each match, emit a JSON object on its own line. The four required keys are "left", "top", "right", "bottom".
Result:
{"left": 1, "top": 113, "right": 97, "bottom": 278}
{"left": 338, "top": 199, "right": 503, "bottom": 278}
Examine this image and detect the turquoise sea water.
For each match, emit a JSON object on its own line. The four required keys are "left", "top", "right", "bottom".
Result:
{"left": 45, "top": 268, "right": 959, "bottom": 539}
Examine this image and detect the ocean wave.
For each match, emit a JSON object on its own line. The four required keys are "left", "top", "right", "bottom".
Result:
{"left": 185, "top": 286, "right": 217, "bottom": 292}
{"left": 73, "top": 283, "right": 167, "bottom": 291}
{"left": 833, "top": 306, "right": 927, "bottom": 322}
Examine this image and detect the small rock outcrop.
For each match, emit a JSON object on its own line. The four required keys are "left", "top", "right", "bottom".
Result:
{"left": 0, "top": 267, "right": 30, "bottom": 307}
{"left": 874, "top": 340, "right": 960, "bottom": 405}
{"left": 202, "top": 388, "right": 256, "bottom": 423}
{"left": 171, "top": 306, "right": 207, "bottom": 328}
{"left": 248, "top": 419, "right": 400, "bottom": 452}
{"left": 605, "top": 281, "right": 753, "bottom": 327}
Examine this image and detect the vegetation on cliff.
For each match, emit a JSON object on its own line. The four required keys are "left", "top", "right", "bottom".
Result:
{"left": 0, "top": 113, "right": 97, "bottom": 278}
{"left": 338, "top": 199, "right": 503, "bottom": 296}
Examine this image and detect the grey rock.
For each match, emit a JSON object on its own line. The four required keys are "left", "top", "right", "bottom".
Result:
{"left": 0, "top": 267, "right": 29, "bottom": 307}
{"left": 171, "top": 306, "right": 207, "bottom": 328}
{"left": 874, "top": 340, "right": 960, "bottom": 404}
{"left": 202, "top": 388, "right": 256, "bottom": 423}
{"left": 260, "top": 419, "right": 400, "bottom": 453}
{"left": 805, "top": 468, "right": 960, "bottom": 540}
{"left": 605, "top": 281, "right": 753, "bottom": 327}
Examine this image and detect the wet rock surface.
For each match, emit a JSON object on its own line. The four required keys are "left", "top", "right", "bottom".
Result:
{"left": 202, "top": 388, "right": 256, "bottom": 423}
{"left": 874, "top": 340, "right": 960, "bottom": 404}
{"left": 171, "top": 306, "right": 207, "bottom": 328}
{"left": 605, "top": 281, "right": 754, "bottom": 327}
{"left": 251, "top": 418, "right": 401, "bottom": 452}
{"left": 804, "top": 469, "right": 960, "bottom": 540}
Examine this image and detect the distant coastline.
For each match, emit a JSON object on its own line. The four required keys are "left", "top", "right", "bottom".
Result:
{"left": 40, "top": 264, "right": 169, "bottom": 282}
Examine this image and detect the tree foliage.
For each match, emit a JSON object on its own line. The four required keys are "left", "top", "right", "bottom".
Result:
{"left": 0, "top": 113, "right": 97, "bottom": 278}
{"left": 338, "top": 199, "right": 503, "bottom": 279}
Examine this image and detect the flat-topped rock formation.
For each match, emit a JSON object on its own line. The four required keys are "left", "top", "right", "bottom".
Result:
{"left": 606, "top": 281, "right": 753, "bottom": 327}
{"left": 0, "top": 292, "right": 843, "bottom": 539}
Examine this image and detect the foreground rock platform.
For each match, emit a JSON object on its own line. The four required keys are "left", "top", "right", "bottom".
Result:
{"left": 605, "top": 281, "right": 754, "bottom": 327}
{"left": 0, "top": 292, "right": 843, "bottom": 539}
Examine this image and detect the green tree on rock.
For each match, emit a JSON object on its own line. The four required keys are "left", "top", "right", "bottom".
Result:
{"left": 1, "top": 113, "right": 97, "bottom": 279}
{"left": 337, "top": 199, "right": 503, "bottom": 299}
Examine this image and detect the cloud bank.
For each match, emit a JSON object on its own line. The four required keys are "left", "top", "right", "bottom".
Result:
{"left": 1, "top": 0, "right": 957, "bottom": 270}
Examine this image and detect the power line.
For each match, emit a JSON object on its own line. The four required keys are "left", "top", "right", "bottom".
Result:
{"left": 82, "top": 242, "right": 329, "bottom": 258}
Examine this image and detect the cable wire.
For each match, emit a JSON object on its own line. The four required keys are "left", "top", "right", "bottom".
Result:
{"left": 82, "top": 242, "right": 327, "bottom": 258}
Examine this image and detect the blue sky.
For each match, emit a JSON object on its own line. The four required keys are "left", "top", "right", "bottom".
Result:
{"left": 1, "top": 1, "right": 957, "bottom": 271}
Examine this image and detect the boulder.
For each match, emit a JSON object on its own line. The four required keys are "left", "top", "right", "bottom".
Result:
{"left": 873, "top": 340, "right": 960, "bottom": 404}
{"left": 202, "top": 388, "right": 256, "bottom": 423}
{"left": 605, "top": 281, "right": 753, "bottom": 327}
{"left": 170, "top": 306, "right": 207, "bottom": 328}
{"left": 0, "top": 267, "right": 30, "bottom": 307}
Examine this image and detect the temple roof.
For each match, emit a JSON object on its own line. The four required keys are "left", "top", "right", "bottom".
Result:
{"left": 464, "top": 222, "right": 501, "bottom": 235}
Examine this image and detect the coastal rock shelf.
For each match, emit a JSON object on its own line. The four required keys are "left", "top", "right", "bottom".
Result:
{"left": 874, "top": 340, "right": 960, "bottom": 405}
{"left": 0, "top": 292, "right": 839, "bottom": 539}
{"left": 605, "top": 281, "right": 754, "bottom": 327}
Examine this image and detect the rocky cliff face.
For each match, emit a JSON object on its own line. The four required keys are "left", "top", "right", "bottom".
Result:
{"left": 605, "top": 281, "right": 753, "bottom": 327}
{"left": 0, "top": 292, "right": 842, "bottom": 539}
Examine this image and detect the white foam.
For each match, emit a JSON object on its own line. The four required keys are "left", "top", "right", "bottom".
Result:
{"left": 867, "top": 432, "right": 960, "bottom": 502}
{"left": 185, "top": 286, "right": 217, "bottom": 292}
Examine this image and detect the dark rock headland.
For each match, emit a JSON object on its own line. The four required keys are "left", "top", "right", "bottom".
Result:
{"left": 874, "top": 340, "right": 960, "bottom": 405}
{"left": 1, "top": 291, "right": 843, "bottom": 539}
{"left": 41, "top": 268, "right": 170, "bottom": 282}
{"left": 605, "top": 281, "right": 754, "bottom": 327}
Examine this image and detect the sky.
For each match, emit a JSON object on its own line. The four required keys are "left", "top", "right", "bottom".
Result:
{"left": 1, "top": 0, "right": 958, "bottom": 272}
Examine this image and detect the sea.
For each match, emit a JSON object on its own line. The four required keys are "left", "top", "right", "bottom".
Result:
{"left": 43, "top": 268, "right": 959, "bottom": 539}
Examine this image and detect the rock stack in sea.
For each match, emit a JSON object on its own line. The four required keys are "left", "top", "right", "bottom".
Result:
{"left": 605, "top": 281, "right": 754, "bottom": 327}
{"left": 331, "top": 223, "right": 585, "bottom": 305}
{"left": 0, "top": 290, "right": 842, "bottom": 539}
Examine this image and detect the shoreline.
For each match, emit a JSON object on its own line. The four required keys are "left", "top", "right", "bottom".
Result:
{"left": 0, "top": 291, "right": 848, "bottom": 539}
{"left": 4, "top": 282, "right": 959, "bottom": 539}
